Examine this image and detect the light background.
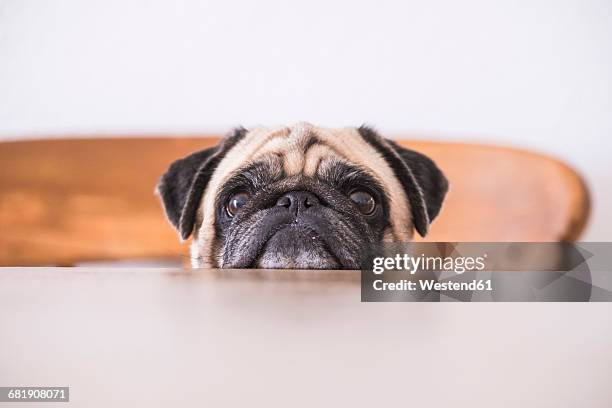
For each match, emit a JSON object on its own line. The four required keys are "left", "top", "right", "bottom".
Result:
{"left": 0, "top": 0, "right": 610, "bottom": 240}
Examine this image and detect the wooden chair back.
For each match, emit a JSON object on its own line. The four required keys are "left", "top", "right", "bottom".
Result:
{"left": 0, "top": 137, "right": 590, "bottom": 266}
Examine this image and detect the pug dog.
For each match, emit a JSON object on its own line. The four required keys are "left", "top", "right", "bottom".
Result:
{"left": 157, "top": 123, "right": 448, "bottom": 269}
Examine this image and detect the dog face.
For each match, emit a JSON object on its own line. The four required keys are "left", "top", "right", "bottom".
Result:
{"left": 157, "top": 123, "right": 448, "bottom": 269}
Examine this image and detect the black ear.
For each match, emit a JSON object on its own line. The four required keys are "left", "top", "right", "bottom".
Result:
{"left": 156, "top": 127, "right": 247, "bottom": 240}
{"left": 358, "top": 126, "right": 449, "bottom": 237}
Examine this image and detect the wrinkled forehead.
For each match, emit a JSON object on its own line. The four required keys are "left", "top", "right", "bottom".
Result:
{"left": 213, "top": 122, "right": 385, "bottom": 188}
{"left": 248, "top": 123, "right": 351, "bottom": 177}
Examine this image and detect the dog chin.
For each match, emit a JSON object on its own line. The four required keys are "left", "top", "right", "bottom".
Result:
{"left": 255, "top": 225, "right": 340, "bottom": 269}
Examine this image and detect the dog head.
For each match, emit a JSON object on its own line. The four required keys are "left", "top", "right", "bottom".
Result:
{"left": 157, "top": 123, "right": 448, "bottom": 269}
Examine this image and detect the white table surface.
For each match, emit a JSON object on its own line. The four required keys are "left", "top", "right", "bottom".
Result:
{"left": 1, "top": 268, "right": 611, "bottom": 407}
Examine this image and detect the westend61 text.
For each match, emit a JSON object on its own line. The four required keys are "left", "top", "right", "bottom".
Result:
{"left": 373, "top": 279, "right": 493, "bottom": 292}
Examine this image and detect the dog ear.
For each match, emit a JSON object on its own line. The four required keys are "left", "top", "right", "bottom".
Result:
{"left": 156, "top": 127, "right": 247, "bottom": 240}
{"left": 358, "top": 126, "right": 449, "bottom": 237}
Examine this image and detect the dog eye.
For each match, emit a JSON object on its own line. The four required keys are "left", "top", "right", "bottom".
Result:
{"left": 226, "top": 192, "right": 250, "bottom": 217}
{"left": 349, "top": 191, "right": 376, "bottom": 215}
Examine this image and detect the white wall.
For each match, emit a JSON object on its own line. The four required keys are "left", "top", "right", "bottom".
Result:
{"left": 1, "top": 0, "right": 610, "bottom": 239}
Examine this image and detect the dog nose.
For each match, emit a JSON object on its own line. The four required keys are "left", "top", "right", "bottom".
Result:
{"left": 276, "top": 191, "right": 320, "bottom": 214}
